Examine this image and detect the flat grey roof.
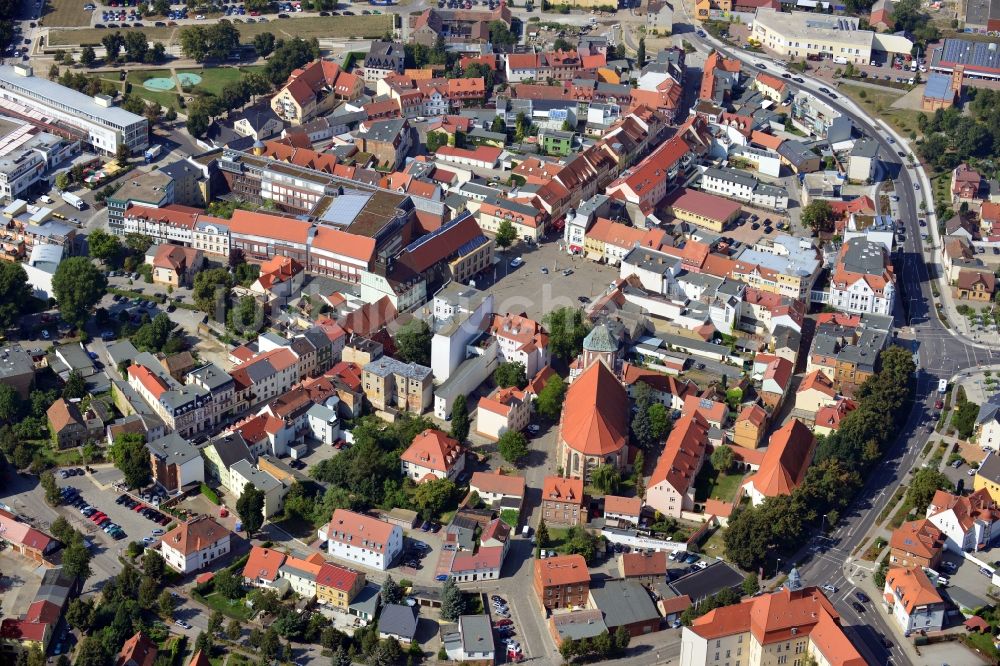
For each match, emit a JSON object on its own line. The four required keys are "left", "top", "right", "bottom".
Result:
{"left": 590, "top": 579, "right": 661, "bottom": 628}
{"left": 0, "top": 65, "right": 146, "bottom": 127}
{"left": 231, "top": 459, "right": 283, "bottom": 493}
{"left": 458, "top": 615, "right": 493, "bottom": 652}
{"left": 0, "top": 345, "right": 33, "bottom": 380}
{"left": 147, "top": 432, "right": 201, "bottom": 466}
{"left": 669, "top": 561, "right": 744, "bottom": 602}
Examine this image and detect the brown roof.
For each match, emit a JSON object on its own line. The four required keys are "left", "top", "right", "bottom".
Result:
{"left": 798, "top": 370, "right": 836, "bottom": 398}
{"left": 560, "top": 361, "right": 629, "bottom": 457}
{"left": 744, "top": 419, "right": 816, "bottom": 498}
{"left": 890, "top": 519, "right": 945, "bottom": 560}
{"left": 885, "top": 567, "right": 943, "bottom": 614}
{"left": 660, "top": 595, "right": 692, "bottom": 615}
{"left": 162, "top": 516, "right": 230, "bottom": 556}
{"left": 400, "top": 429, "right": 464, "bottom": 475}
{"left": 737, "top": 404, "right": 768, "bottom": 428}
{"left": 117, "top": 631, "right": 157, "bottom": 666}
{"left": 47, "top": 398, "right": 83, "bottom": 433}
{"left": 534, "top": 554, "right": 590, "bottom": 587}
{"left": 957, "top": 269, "right": 996, "bottom": 292}
{"left": 649, "top": 412, "right": 710, "bottom": 495}
{"left": 664, "top": 187, "right": 743, "bottom": 223}
{"left": 326, "top": 509, "right": 397, "bottom": 550}
{"left": 470, "top": 470, "right": 526, "bottom": 498}
{"left": 542, "top": 476, "right": 585, "bottom": 505}
{"left": 619, "top": 551, "right": 667, "bottom": 577}
{"left": 604, "top": 495, "right": 642, "bottom": 517}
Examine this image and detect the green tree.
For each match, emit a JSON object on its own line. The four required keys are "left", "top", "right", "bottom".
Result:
{"left": 514, "top": 111, "right": 529, "bottom": 143}
{"left": 711, "top": 445, "right": 735, "bottom": 474}
{"left": 535, "top": 375, "right": 567, "bottom": 420}
{"left": 590, "top": 464, "right": 621, "bottom": 494}
{"left": 498, "top": 430, "right": 530, "bottom": 464}
{"left": 41, "top": 471, "right": 60, "bottom": 506}
{"left": 544, "top": 308, "right": 589, "bottom": 361}
{"left": 0, "top": 262, "right": 31, "bottom": 329}
{"left": 426, "top": 131, "right": 448, "bottom": 154}
{"left": 252, "top": 31, "right": 276, "bottom": 57}
{"left": 488, "top": 20, "right": 516, "bottom": 47}
{"left": 491, "top": 116, "right": 506, "bottom": 133}
{"left": 226, "top": 619, "right": 242, "bottom": 641}
{"left": 495, "top": 218, "right": 517, "bottom": 250}
{"left": 62, "top": 370, "right": 87, "bottom": 400}
{"left": 633, "top": 450, "right": 645, "bottom": 499}
{"left": 440, "top": 578, "right": 466, "bottom": 621}
{"left": 73, "top": 637, "right": 108, "bottom": 666}
{"left": 0, "top": 384, "right": 20, "bottom": 423}
{"left": 450, "top": 394, "right": 470, "bottom": 442}
{"left": 142, "top": 549, "right": 166, "bottom": 582}
{"left": 742, "top": 572, "right": 759, "bottom": 596}
{"left": 953, "top": 399, "right": 980, "bottom": 440}
{"left": 62, "top": 539, "right": 93, "bottom": 582}
{"left": 801, "top": 200, "right": 834, "bottom": 233}
{"left": 562, "top": 525, "right": 599, "bottom": 563}
{"left": 66, "top": 598, "right": 94, "bottom": 631}
{"left": 109, "top": 433, "right": 152, "bottom": 489}
{"left": 637, "top": 37, "right": 646, "bottom": 65}
{"left": 115, "top": 143, "right": 131, "bottom": 166}
{"left": 214, "top": 567, "right": 243, "bottom": 600}
{"left": 157, "top": 589, "right": 174, "bottom": 619}
{"left": 236, "top": 485, "right": 265, "bottom": 537}
{"left": 186, "top": 104, "right": 211, "bottom": 138}
{"left": 80, "top": 45, "right": 96, "bottom": 68}
{"left": 395, "top": 319, "right": 432, "bottom": 366}
{"left": 493, "top": 361, "right": 528, "bottom": 388}
{"left": 193, "top": 268, "right": 233, "bottom": 314}
{"left": 412, "top": 477, "right": 456, "bottom": 519}
{"left": 381, "top": 575, "right": 402, "bottom": 604}
{"left": 207, "top": 610, "right": 224, "bottom": 636}
{"left": 87, "top": 229, "right": 121, "bottom": 263}
{"left": 227, "top": 295, "right": 265, "bottom": 336}
{"left": 52, "top": 257, "right": 108, "bottom": 328}
{"left": 905, "top": 468, "right": 953, "bottom": 513}
{"left": 535, "top": 518, "right": 549, "bottom": 557}
{"left": 54, "top": 172, "right": 71, "bottom": 191}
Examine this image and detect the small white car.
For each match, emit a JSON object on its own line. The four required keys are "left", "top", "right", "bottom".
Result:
{"left": 509, "top": 257, "right": 524, "bottom": 268}
{"left": 821, "top": 584, "right": 837, "bottom": 593}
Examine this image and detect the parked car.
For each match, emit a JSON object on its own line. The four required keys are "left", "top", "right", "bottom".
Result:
{"left": 509, "top": 257, "right": 524, "bottom": 268}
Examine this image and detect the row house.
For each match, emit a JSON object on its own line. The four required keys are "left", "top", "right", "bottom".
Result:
{"left": 127, "top": 354, "right": 213, "bottom": 437}
{"left": 828, "top": 238, "right": 896, "bottom": 316}
{"left": 120, "top": 205, "right": 229, "bottom": 256}
{"left": 476, "top": 197, "right": 547, "bottom": 244}
{"left": 645, "top": 412, "right": 710, "bottom": 519}
{"left": 229, "top": 347, "right": 301, "bottom": 411}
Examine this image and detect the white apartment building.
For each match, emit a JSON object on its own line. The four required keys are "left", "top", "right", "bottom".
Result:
{"left": 751, "top": 9, "right": 912, "bottom": 65}
{"left": 699, "top": 167, "right": 789, "bottom": 211}
{"left": 883, "top": 567, "right": 946, "bottom": 635}
{"left": 828, "top": 238, "right": 896, "bottom": 316}
{"left": 0, "top": 65, "right": 148, "bottom": 154}
{"left": 159, "top": 516, "right": 232, "bottom": 574}
{"left": 319, "top": 509, "right": 403, "bottom": 571}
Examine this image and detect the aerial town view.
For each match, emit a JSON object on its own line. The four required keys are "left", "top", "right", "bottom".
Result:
{"left": 1, "top": 0, "right": 1000, "bottom": 663}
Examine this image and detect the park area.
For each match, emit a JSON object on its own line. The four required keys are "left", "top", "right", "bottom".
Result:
{"left": 99, "top": 66, "right": 266, "bottom": 112}
{"left": 41, "top": 0, "right": 93, "bottom": 27}
{"left": 48, "top": 13, "right": 392, "bottom": 47}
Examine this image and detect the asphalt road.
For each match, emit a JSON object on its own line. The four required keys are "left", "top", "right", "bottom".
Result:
{"left": 680, "top": 22, "right": 1000, "bottom": 666}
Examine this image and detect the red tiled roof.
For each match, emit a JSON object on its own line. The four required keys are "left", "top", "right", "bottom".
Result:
{"left": 229, "top": 210, "right": 312, "bottom": 245}
{"left": 326, "top": 509, "right": 397, "bottom": 550}
{"left": 534, "top": 554, "right": 589, "bottom": 586}
{"left": 604, "top": 495, "right": 642, "bottom": 517}
{"left": 890, "top": 519, "right": 944, "bottom": 560}
{"left": 560, "top": 361, "right": 629, "bottom": 457}
{"left": 649, "top": 412, "right": 710, "bottom": 495}
{"left": 316, "top": 562, "right": 362, "bottom": 593}
{"left": 401, "top": 429, "right": 463, "bottom": 475}
{"left": 161, "top": 516, "right": 230, "bottom": 556}
{"left": 542, "top": 476, "right": 584, "bottom": 505}
{"left": 744, "top": 420, "right": 816, "bottom": 498}
{"left": 470, "top": 469, "right": 526, "bottom": 498}
{"left": 665, "top": 187, "right": 742, "bottom": 223}
{"left": 242, "top": 545, "right": 286, "bottom": 583}
{"left": 118, "top": 631, "right": 157, "bottom": 666}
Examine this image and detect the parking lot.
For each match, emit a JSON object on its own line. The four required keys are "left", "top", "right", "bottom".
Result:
{"left": 483, "top": 241, "right": 620, "bottom": 321}
{"left": 55, "top": 471, "right": 175, "bottom": 553}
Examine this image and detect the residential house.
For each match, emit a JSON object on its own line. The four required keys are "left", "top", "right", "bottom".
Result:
{"left": 813, "top": 397, "right": 858, "bottom": 437}
{"left": 976, "top": 394, "right": 1000, "bottom": 452}
{"left": 883, "top": 567, "right": 946, "bottom": 634}
{"left": 469, "top": 470, "right": 526, "bottom": 509}
{"left": 251, "top": 256, "right": 305, "bottom": 303}
{"left": 829, "top": 238, "right": 896, "bottom": 316}
{"left": 662, "top": 188, "right": 742, "bottom": 233}
{"left": 270, "top": 59, "right": 362, "bottom": 125}
{"left": 618, "top": 551, "right": 668, "bottom": 586}
{"left": 233, "top": 106, "right": 283, "bottom": 141}
{"left": 116, "top": 631, "right": 157, "bottom": 666}
{"left": 954, "top": 269, "right": 995, "bottom": 302}
{"left": 400, "top": 428, "right": 465, "bottom": 483}
{"left": 229, "top": 460, "right": 288, "bottom": 519}
{"left": 794, "top": 370, "right": 838, "bottom": 416}
{"left": 477, "top": 197, "right": 547, "bottom": 244}
{"left": 319, "top": 509, "right": 403, "bottom": 571}
{"left": 489, "top": 313, "right": 550, "bottom": 378}
{"left": 147, "top": 432, "right": 205, "bottom": 494}
{"left": 147, "top": 244, "right": 202, "bottom": 287}
{"left": 733, "top": 404, "right": 768, "bottom": 449}
{"left": 680, "top": 587, "right": 866, "bottom": 666}
{"left": 364, "top": 42, "right": 406, "bottom": 83}
{"left": 442, "top": 615, "right": 495, "bottom": 662}
{"left": 541, "top": 476, "right": 586, "bottom": 527}
{"left": 847, "top": 138, "right": 879, "bottom": 183}
{"left": 278, "top": 553, "right": 326, "bottom": 598}
{"left": 0, "top": 344, "right": 35, "bottom": 398}
{"left": 926, "top": 488, "right": 1000, "bottom": 552}
{"left": 889, "top": 519, "right": 945, "bottom": 570}
{"left": 952, "top": 163, "right": 983, "bottom": 203}
{"left": 315, "top": 562, "right": 366, "bottom": 610}
{"left": 475, "top": 387, "right": 531, "bottom": 441}
{"left": 646, "top": 412, "right": 711, "bottom": 518}
{"left": 604, "top": 495, "right": 642, "bottom": 529}
{"left": 0, "top": 509, "right": 56, "bottom": 565}
{"left": 242, "top": 545, "right": 286, "bottom": 589}
{"left": 534, "top": 554, "right": 590, "bottom": 611}
{"left": 378, "top": 604, "right": 418, "bottom": 643}
{"left": 47, "top": 398, "right": 99, "bottom": 448}
{"left": 158, "top": 516, "right": 232, "bottom": 574}
{"left": 753, "top": 72, "right": 789, "bottom": 103}
{"left": 362, "top": 356, "right": 433, "bottom": 414}
{"left": 759, "top": 356, "right": 793, "bottom": 410}
{"left": 741, "top": 419, "right": 816, "bottom": 506}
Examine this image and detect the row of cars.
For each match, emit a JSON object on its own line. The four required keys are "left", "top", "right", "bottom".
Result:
{"left": 61, "top": 486, "right": 128, "bottom": 540}
{"left": 491, "top": 595, "right": 523, "bottom": 662}
{"left": 116, "top": 493, "right": 172, "bottom": 526}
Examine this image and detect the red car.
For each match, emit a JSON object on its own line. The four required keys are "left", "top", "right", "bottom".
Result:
{"left": 90, "top": 512, "right": 106, "bottom": 522}
{"left": 134, "top": 504, "right": 147, "bottom": 512}
{"left": 935, "top": 399, "right": 944, "bottom": 410}
{"left": 494, "top": 619, "right": 513, "bottom": 627}
{"left": 249, "top": 10, "right": 259, "bottom": 15}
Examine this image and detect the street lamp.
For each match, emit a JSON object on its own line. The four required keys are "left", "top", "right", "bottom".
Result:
{"left": 820, "top": 513, "right": 827, "bottom": 535}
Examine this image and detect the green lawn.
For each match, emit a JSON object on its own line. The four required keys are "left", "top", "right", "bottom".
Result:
{"left": 192, "top": 591, "right": 254, "bottom": 621}
{"left": 545, "top": 527, "right": 570, "bottom": 551}
{"left": 177, "top": 66, "right": 265, "bottom": 97}
{"left": 961, "top": 632, "right": 1000, "bottom": 662}
{"left": 839, "top": 83, "right": 925, "bottom": 140}
{"left": 693, "top": 467, "right": 745, "bottom": 503}
{"left": 500, "top": 509, "right": 520, "bottom": 528}
{"left": 47, "top": 447, "right": 84, "bottom": 467}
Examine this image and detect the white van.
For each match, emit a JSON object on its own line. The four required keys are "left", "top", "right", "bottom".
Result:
{"left": 521, "top": 525, "right": 530, "bottom": 538}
